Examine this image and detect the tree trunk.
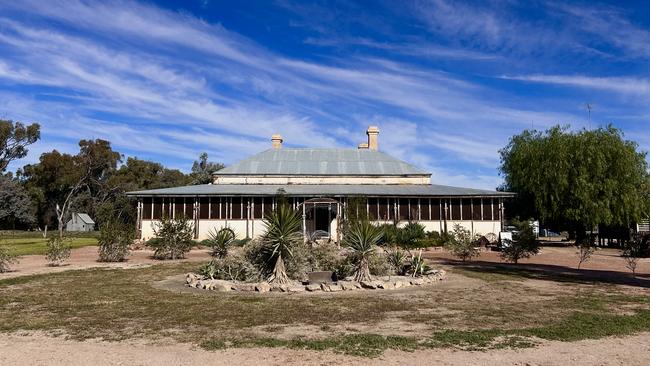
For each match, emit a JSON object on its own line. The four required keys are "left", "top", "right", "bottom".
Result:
{"left": 269, "top": 253, "right": 290, "bottom": 285}
{"left": 353, "top": 257, "right": 371, "bottom": 282}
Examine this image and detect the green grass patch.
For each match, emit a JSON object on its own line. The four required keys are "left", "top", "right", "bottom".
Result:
{"left": 0, "top": 236, "right": 98, "bottom": 256}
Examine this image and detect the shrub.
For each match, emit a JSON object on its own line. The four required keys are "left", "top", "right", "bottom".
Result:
{"left": 344, "top": 220, "right": 384, "bottom": 281}
{"left": 204, "top": 227, "right": 236, "bottom": 258}
{"left": 445, "top": 224, "right": 480, "bottom": 262}
{"left": 408, "top": 250, "right": 430, "bottom": 277}
{"left": 500, "top": 219, "right": 540, "bottom": 264}
{"left": 399, "top": 222, "right": 426, "bottom": 249}
{"left": 385, "top": 247, "right": 407, "bottom": 274}
{"left": 199, "top": 254, "right": 260, "bottom": 282}
{"left": 45, "top": 236, "right": 71, "bottom": 266}
{"left": 307, "top": 242, "right": 341, "bottom": 273}
{"left": 0, "top": 245, "right": 18, "bottom": 273}
{"left": 368, "top": 252, "right": 392, "bottom": 276}
{"left": 623, "top": 234, "right": 649, "bottom": 278}
{"left": 97, "top": 222, "right": 132, "bottom": 262}
{"left": 149, "top": 215, "right": 195, "bottom": 259}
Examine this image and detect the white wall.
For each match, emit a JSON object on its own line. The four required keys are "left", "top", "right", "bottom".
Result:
{"left": 141, "top": 218, "right": 502, "bottom": 241}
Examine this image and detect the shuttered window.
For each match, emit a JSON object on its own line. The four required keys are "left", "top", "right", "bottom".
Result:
{"left": 473, "top": 199, "right": 482, "bottom": 220}
{"left": 450, "top": 199, "right": 461, "bottom": 220}
{"left": 378, "top": 198, "right": 389, "bottom": 220}
{"left": 199, "top": 198, "right": 209, "bottom": 219}
{"left": 368, "top": 198, "right": 379, "bottom": 220}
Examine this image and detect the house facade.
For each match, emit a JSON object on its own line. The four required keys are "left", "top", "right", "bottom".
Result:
{"left": 127, "top": 127, "right": 513, "bottom": 242}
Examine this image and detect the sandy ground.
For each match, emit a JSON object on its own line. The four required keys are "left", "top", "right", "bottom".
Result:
{"left": 1, "top": 332, "right": 649, "bottom": 366}
{"left": 0, "top": 246, "right": 212, "bottom": 280}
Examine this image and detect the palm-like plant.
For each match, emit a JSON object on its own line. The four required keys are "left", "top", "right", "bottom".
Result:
{"left": 344, "top": 220, "right": 384, "bottom": 282}
{"left": 206, "top": 227, "right": 236, "bottom": 258}
{"left": 262, "top": 204, "right": 303, "bottom": 285}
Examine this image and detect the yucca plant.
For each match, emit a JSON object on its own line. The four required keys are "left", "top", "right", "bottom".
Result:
{"left": 262, "top": 204, "right": 303, "bottom": 285}
{"left": 385, "top": 246, "right": 407, "bottom": 274}
{"left": 344, "top": 220, "right": 384, "bottom": 282}
{"left": 206, "top": 227, "right": 236, "bottom": 258}
{"left": 409, "top": 250, "right": 430, "bottom": 277}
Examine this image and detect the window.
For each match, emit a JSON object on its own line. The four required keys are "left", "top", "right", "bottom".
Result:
{"left": 210, "top": 197, "right": 220, "bottom": 219}
{"left": 473, "top": 199, "right": 482, "bottom": 220}
{"left": 368, "top": 198, "right": 379, "bottom": 220}
{"left": 492, "top": 198, "right": 500, "bottom": 221}
{"left": 174, "top": 197, "right": 185, "bottom": 218}
{"left": 461, "top": 198, "right": 472, "bottom": 220}
{"left": 153, "top": 197, "right": 163, "bottom": 219}
{"left": 450, "top": 199, "right": 461, "bottom": 220}
{"left": 231, "top": 197, "right": 243, "bottom": 219}
{"left": 199, "top": 198, "right": 209, "bottom": 219}
{"left": 378, "top": 198, "right": 390, "bottom": 220}
{"left": 398, "top": 198, "right": 409, "bottom": 221}
{"left": 184, "top": 197, "right": 194, "bottom": 218}
{"left": 253, "top": 197, "right": 263, "bottom": 219}
{"left": 263, "top": 197, "right": 273, "bottom": 216}
{"left": 421, "top": 198, "right": 431, "bottom": 220}
{"left": 142, "top": 197, "right": 152, "bottom": 220}
{"left": 431, "top": 199, "right": 441, "bottom": 220}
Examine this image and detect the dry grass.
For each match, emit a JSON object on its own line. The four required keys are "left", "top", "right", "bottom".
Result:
{"left": 0, "top": 262, "right": 648, "bottom": 357}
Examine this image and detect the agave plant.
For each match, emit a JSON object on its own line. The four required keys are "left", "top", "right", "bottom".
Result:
{"left": 206, "top": 227, "right": 236, "bottom": 258}
{"left": 344, "top": 220, "right": 384, "bottom": 282}
{"left": 262, "top": 204, "right": 303, "bottom": 285}
{"left": 409, "top": 250, "right": 430, "bottom": 277}
{"left": 385, "top": 246, "right": 407, "bottom": 274}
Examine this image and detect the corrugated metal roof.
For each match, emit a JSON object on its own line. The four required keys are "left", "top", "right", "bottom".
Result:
{"left": 127, "top": 184, "right": 513, "bottom": 197}
{"left": 75, "top": 213, "right": 95, "bottom": 224}
{"left": 215, "top": 148, "right": 430, "bottom": 176}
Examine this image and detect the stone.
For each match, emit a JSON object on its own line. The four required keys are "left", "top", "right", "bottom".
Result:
{"left": 328, "top": 284, "right": 343, "bottom": 292}
{"left": 270, "top": 285, "right": 289, "bottom": 292}
{"left": 378, "top": 281, "right": 394, "bottom": 290}
{"left": 288, "top": 286, "right": 305, "bottom": 293}
{"left": 339, "top": 281, "right": 360, "bottom": 291}
{"left": 410, "top": 278, "right": 424, "bottom": 286}
{"left": 213, "top": 283, "right": 231, "bottom": 292}
{"left": 393, "top": 281, "right": 403, "bottom": 289}
{"left": 232, "top": 283, "right": 256, "bottom": 292}
{"left": 305, "top": 284, "right": 321, "bottom": 292}
{"left": 255, "top": 282, "right": 271, "bottom": 293}
{"left": 360, "top": 281, "right": 380, "bottom": 289}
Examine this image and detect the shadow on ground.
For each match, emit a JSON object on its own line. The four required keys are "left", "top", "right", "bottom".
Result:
{"left": 428, "top": 258, "right": 650, "bottom": 289}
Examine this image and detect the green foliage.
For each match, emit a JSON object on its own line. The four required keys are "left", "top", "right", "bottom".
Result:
{"left": 149, "top": 215, "right": 195, "bottom": 259}
{"left": 204, "top": 227, "right": 236, "bottom": 258}
{"left": 0, "top": 119, "right": 40, "bottom": 173}
{"left": 45, "top": 236, "right": 71, "bottom": 266}
{"left": 260, "top": 205, "right": 303, "bottom": 284}
{"left": 622, "top": 234, "right": 649, "bottom": 277}
{"left": 306, "top": 242, "right": 341, "bottom": 273}
{"left": 378, "top": 223, "right": 427, "bottom": 249}
{"left": 368, "top": 252, "right": 392, "bottom": 276}
{"left": 199, "top": 254, "right": 260, "bottom": 282}
{"left": 189, "top": 152, "right": 224, "bottom": 185}
{"left": 500, "top": 125, "right": 650, "bottom": 236}
{"left": 446, "top": 224, "right": 480, "bottom": 262}
{"left": 343, "top": 220, "right": 384, "bottom": 281}
{"left": 385, "top": 247, "right": 407, "bottom": 274}
{"left": 409, "top": 250, "right": 430, "bottom": 277}
{"left": 0, "top": 175, "right": 36, "bottom": 229}
{"left": 97, "top": 222, "right": 132, "bottom": 262}
{"left": 500, "top": 219, "right": 540, "bottom": 264}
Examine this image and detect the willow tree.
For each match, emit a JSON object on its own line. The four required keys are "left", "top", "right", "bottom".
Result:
{"left": 500, "top": 125, "right": 650, "bottom": 242}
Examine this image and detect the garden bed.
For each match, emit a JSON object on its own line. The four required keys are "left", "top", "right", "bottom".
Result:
{"left": 185, "top": 269, "right": 446, "bottom": 293}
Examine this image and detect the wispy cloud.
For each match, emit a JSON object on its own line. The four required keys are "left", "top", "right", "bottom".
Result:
{"left": 503, "top": 74, "right": 650, "bottom": 96}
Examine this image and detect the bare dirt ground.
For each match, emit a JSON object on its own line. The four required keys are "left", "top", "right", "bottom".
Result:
{"left": 1, "top": 332, "right": 649, "bottom": 366}
{"left": 0, "top": 246, "right": 212, "bottom": 280}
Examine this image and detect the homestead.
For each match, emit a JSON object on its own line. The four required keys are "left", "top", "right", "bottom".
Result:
{"left": 127, "top": 127, "right": 513, "bottom": 241}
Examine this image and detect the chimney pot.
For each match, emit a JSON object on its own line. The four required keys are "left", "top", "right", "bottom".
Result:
{"left": 358, "top": 142, "right": 369, "bottom": 149}
{"left": 271, "top": 134, "right": 283, "bottom": 149}
{"left": 366, "top": 126, "right": 379, "bottom": 150}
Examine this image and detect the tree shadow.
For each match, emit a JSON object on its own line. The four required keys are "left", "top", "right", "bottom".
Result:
{"left": 431, "top": 258, "right": 650, "bottom": 288}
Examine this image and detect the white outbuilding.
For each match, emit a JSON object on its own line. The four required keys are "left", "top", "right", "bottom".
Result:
{"left": 66, "top": 213, "right": 95, "bottom": 232}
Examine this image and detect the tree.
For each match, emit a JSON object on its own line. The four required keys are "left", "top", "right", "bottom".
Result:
{"left": 0, "top": 175, "right": 35, "bottom": 229}
{"left": 0, "top": 233, "right": 18, "bottom": 273}
{"left": 446, "top": 224, "right": 480, "bottom": 262}
{"left": 0, "top": 120, "right": 40, "bottom": 172}
{"left": 622, "top": 234, "right": 648, "bottom": 278}
{"left": 500, "top": 219, "right": 540, "bottom": 264}
{"left": 500, "top": 125, "right": 650, "bottom": 242}
{"left": 189, "top": 152, "right": 224, "bottom": 185}
{"left": 344, "top": 220, "right": 384, "bottom": 282}
{"left": 97, "top": 221, "right": 132, "bottom": 262}
{"left": 261, "top": 204, "right": 303, "bottom": 285}
{"left": 149, "top": 215, "right": 195, "bottom": 259}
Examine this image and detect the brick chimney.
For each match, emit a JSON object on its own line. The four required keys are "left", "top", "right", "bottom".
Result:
{"left": 366, "top": 126, "right": 379, "bottom": 150}
{"left": 271, "top": 134, "right": 283, "bottom": 149}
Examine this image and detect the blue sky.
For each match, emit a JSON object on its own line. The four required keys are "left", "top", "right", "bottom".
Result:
{"left": 1, "top": 0, "right": 649, "bottom": 189}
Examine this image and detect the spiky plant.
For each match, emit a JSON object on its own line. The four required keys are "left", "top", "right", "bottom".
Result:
{"left": 344, "top": 220, "right": 384, "bottom": 282}
{"left": 206, "top": 227, "right": 236, "bottom": 258}
{"left": 262, "top": 204, "right": 303, "bottom": 285}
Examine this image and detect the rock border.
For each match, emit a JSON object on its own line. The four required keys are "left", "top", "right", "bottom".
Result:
{"left": 185, "top": 269, "right": 446, "bottom": 293}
